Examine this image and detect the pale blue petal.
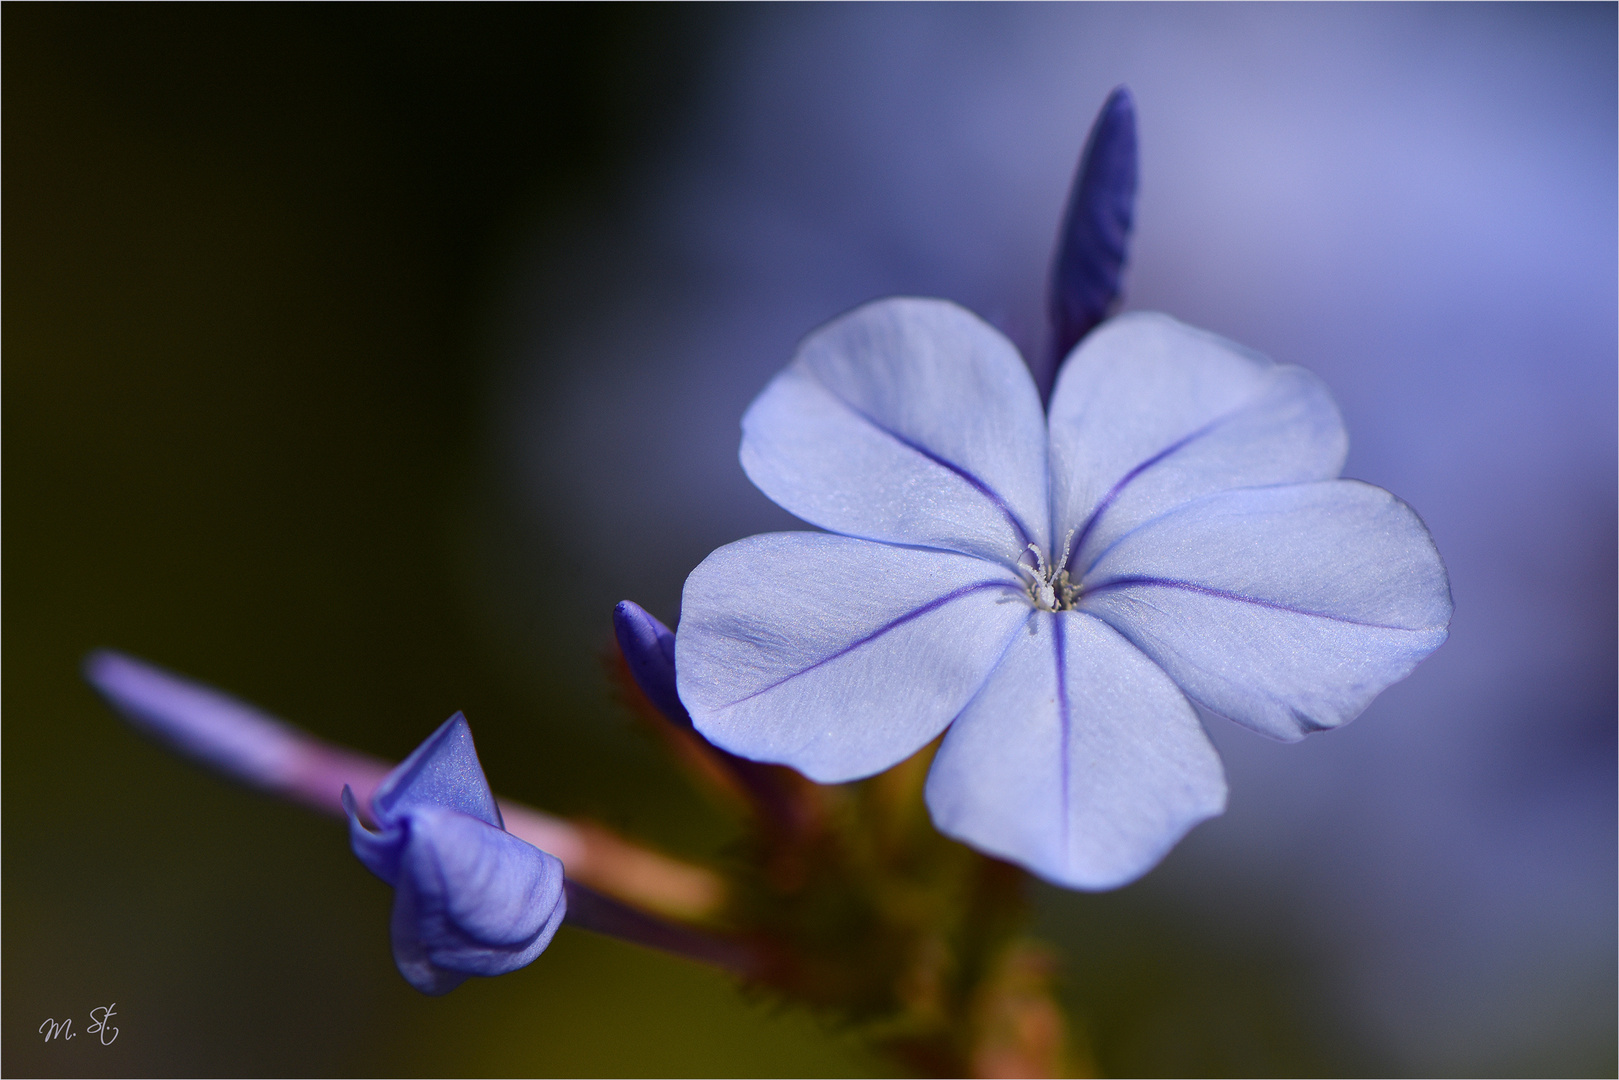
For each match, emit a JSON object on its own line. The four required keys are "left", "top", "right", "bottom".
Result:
{"left": 925, "top": 611, "right": 1225, "bottom": 890}
{"left": 388, "top": 805, "right": 567, "bottom": 996}
{"left": 740, "top": 298, "right": 1050, "bottom": 564}
{"left": 1047, "top": 312, "right": 1347, "bottom": 571}
{"left": 677, "top": 532, "right": 1030, "bottom": 782}
{"left": 1080, "top": 481, "right": 1452, "bottom": 741}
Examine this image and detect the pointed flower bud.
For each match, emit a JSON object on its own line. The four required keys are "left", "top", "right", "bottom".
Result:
{"left": 343, "top": 714, "right": 567, "bottom": 995}
{"left": 613, "top": 600, "right": 691, "bottom": 727}
{"left": 614, "top": 599, "right": 820, "bottom": 833}
{"left": 1042, "top": 85, "right": 1138, "bottom": 399}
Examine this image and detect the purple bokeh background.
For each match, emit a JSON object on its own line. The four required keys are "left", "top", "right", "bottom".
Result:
{"left": 486, "top": 5, "right": 1612, "bottom": 1073}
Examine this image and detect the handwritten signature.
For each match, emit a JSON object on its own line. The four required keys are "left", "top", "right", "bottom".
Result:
{"left": 38, "top": 1004, "right": 119, "bottom": 1046}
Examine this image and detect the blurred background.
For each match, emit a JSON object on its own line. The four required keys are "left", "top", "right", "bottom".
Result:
{"left": 6, "top": 4, "right": 1613, "bottom": 1076}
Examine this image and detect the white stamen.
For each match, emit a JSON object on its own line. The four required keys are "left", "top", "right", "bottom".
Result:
{"left": 1025, "top": 543, "right": 1047, "bottom": 576}
{"left": 1019, "top": 530, "right": 1079, "bottom": 612}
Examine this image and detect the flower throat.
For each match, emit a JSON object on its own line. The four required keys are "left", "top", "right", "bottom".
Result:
{"left": 1019, "top": 530, "right": 1079, "bottom": 612}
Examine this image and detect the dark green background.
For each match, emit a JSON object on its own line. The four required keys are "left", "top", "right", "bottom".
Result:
{"left": 0, "top": 6, "right": 1503, "bottom": 1076}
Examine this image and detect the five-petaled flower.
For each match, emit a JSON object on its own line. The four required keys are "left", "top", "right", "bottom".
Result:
{"left": 674, "top": 299, "right": 1452, "bottom": 889}
{"left": 344, "top": 714, "right": 567, "bottom": 994}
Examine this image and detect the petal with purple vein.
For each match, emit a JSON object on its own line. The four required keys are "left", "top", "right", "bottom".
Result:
{"left": 1080, "top": 481, "right": 1452, "bottom": 741}
{"left": 925, "top": 610, "right": 1225, "bottom": 889}
{"left": 677, "top": 532, "right": 1029, "bottom": 783}
{"left": 742, "top": 298, "right": 1050, "bottom": 564}
{"left": 1048, "top": 312, "right": 1346, "bottom": 570}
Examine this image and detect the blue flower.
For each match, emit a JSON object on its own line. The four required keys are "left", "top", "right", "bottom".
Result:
{"left": 673, "top": 299, "right": 1452, "bottom": 889}
{"left": 343, "top": 714, "right": 567, "bottom": 994}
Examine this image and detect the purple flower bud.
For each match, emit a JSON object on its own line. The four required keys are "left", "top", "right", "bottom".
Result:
{"left": 1041, "top": 86, "right": 1138, "bottom": 400}
{"left": 613, "top": 600, "right": 691, "bottom": 728}
{"left": 614, "top": 599, "right": 816, "bottom": 832}
{"left": 343, "top": 714, "right": 566, "bottom": 995}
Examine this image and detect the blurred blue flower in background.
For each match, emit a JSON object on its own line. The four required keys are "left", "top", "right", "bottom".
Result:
{"left": 343, "top": 714, "right": 567, "bottom": 995}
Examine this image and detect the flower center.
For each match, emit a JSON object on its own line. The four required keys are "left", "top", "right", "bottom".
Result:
{"left": 1018, "top": 531, "right": 1079, "bottom": 612}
